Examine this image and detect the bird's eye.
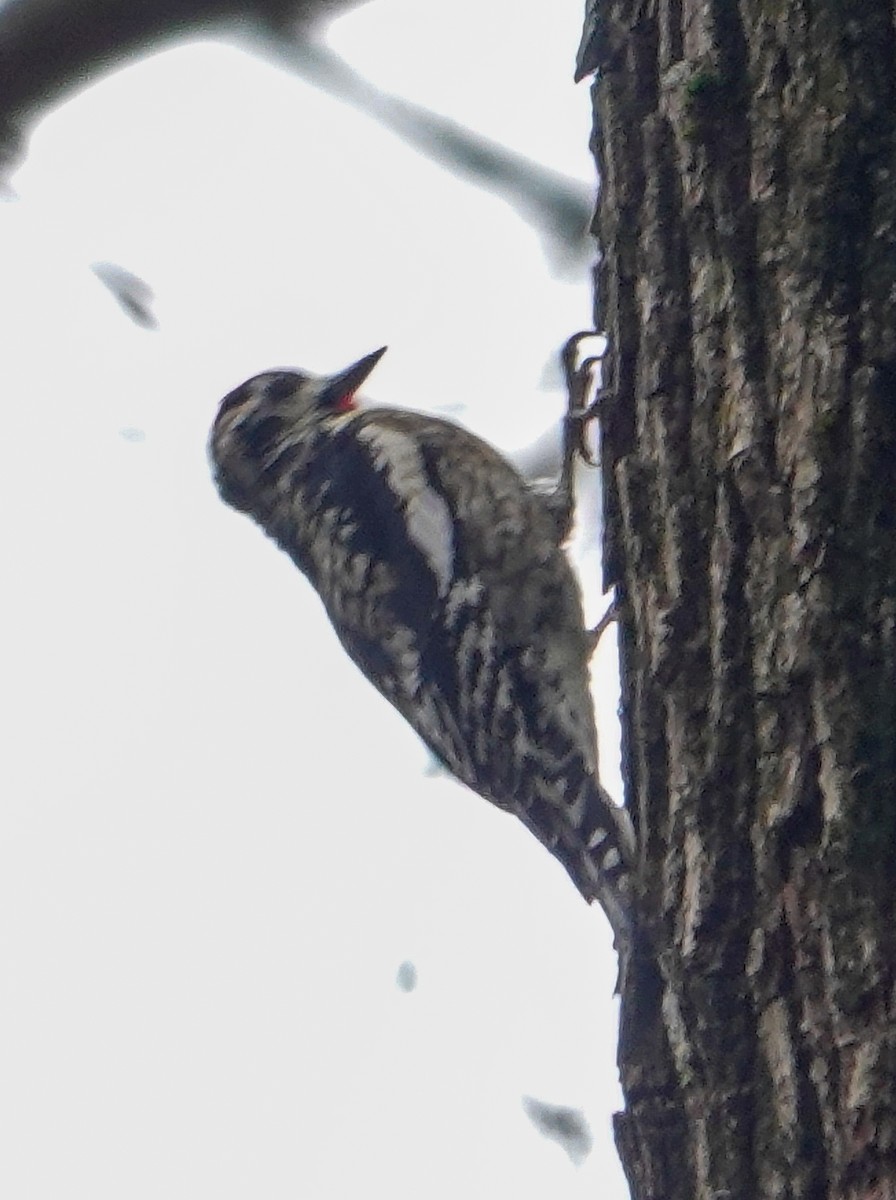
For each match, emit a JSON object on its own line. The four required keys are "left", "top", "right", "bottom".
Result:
{"left": 217, "top": 372, "right": 302, "bottom": 422}
{"left": 260, "top": 374, "right": 302, "bottom": 405}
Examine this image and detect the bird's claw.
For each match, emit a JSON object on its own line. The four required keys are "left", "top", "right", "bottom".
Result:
{"left": 567, "top": 379, "right": 602, "bottom": 465}
{"left": 586, "top": 598, "right": 619, "bottom": 654}
{"left": 549, "top": 331, "right": 608, "bottom": 542}
{"left": 561, "top": 331, "right": 606, "bottom": 467}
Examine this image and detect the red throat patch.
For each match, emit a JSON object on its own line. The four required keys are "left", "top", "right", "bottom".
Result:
{"left": 333, "top": 392, "right": 357, "bottom": 413}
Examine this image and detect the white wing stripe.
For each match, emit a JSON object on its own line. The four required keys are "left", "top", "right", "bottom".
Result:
{"left": 357, "top": 425, "right": 455, "bottom": 596}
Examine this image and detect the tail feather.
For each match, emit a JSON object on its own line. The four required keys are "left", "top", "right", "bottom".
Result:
{"left": 520, "top": 779, "right": 635, "bottom": 943}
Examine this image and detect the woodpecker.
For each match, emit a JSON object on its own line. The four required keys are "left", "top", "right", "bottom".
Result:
{"left": 209, "top": 347, "right": 635, "bottom": 942}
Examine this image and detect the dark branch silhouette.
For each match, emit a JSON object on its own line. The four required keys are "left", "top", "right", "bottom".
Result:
{"left": 0, "top": 0, "right": 593, "bottom": 274}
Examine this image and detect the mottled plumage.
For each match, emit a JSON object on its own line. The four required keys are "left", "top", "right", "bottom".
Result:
{"left": 209, "top": 348, "right": 634, "bottom": 938}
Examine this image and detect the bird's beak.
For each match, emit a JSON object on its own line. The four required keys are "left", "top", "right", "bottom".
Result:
{"left": 321, "top": 346, "right": 388, "bottom": 410}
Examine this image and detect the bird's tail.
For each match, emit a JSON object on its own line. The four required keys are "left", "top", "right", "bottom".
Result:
{"left": 523, "top": 777, "right": 636, "bottom": 945}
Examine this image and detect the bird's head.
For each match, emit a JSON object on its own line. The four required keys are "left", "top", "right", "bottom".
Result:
{"left": 209, "top": 346, "right": 387, "bottom": 512}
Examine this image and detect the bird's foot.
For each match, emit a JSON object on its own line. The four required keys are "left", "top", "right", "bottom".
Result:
{"left": 586, "top": 598, "right": 618, "bottom": 654}
{"left": 551, "top": 331, "right": 607, "bottom": 540}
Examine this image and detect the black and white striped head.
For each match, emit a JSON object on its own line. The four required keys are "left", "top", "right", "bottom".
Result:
{"left": 209, "top": 346, "right": 387, "bottom": 512}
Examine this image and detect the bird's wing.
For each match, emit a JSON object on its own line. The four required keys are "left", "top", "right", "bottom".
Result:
{"left": 296, "top": 414, "right": 596, "bottom": 810}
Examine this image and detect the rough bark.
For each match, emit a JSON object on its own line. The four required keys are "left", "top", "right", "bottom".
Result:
{"left": 585, "top": 2, "right": 896, "bottom": 1199}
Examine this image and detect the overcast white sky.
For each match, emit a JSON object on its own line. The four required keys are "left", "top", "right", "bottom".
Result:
{"left": 0, "top": 2, "right": 629, "bottom": 1196}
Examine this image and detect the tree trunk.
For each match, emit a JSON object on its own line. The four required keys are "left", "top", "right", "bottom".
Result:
{"left": 583, "top": 2, "right": 896, "bottom": 1199}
